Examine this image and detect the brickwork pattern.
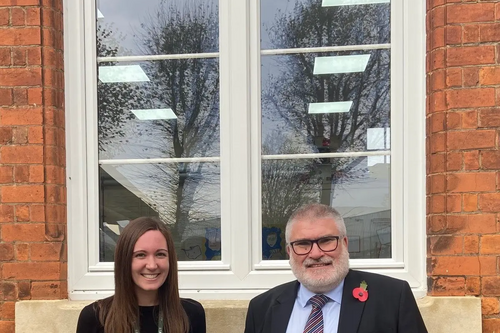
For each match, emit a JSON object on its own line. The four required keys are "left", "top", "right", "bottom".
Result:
{"left": 427, "top": 0, "right": 500, "bottom": 331}
{"left": 0, "top": 0, "right": 65, "bottom": 332}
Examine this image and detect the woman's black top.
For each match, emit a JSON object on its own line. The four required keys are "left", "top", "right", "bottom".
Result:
{"left": 76, "top": 298, "right": 206, "bottom": 333}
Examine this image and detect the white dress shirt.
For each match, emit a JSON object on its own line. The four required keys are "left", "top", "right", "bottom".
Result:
{"left": 285, "top": 280, "right": 344, "bottom": 333}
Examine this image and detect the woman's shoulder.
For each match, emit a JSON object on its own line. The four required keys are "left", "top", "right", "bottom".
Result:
{"left": 181, "top": 298, "right": 205, "bottom": 315}
{"left": 76, "top": 301, "right": 102, "bottom": 333}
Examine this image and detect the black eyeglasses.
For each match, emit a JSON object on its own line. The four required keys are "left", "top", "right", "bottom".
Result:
{"left": 289, "top": 236, "right": 341, "bottom": 255}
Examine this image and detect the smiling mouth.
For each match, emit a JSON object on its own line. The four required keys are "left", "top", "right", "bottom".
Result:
{"left": 306, "top": 263, "right": 332, "bottom": 268}
{"left": 142, "top": 273, "right": 160, "bottom": 279}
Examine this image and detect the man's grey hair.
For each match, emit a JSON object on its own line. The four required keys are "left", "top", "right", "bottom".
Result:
{"left": 285, "top": 203, "right": 347, "bottom": 243}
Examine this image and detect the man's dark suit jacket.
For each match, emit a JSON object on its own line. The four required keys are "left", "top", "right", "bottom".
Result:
{"left": 244, "top": 269, "right": 427, "bottom": 333}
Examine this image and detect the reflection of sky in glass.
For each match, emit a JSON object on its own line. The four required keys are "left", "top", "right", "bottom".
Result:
{"left": 96, "top": 0, "right": 219, "bottom": 56}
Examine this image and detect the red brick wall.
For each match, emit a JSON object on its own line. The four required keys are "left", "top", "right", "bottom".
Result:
{"left": 0, "top": 0, "right": 65, "bottom": 332}
{"left": 427, "top": 0, "right": 500, "bottom": 331}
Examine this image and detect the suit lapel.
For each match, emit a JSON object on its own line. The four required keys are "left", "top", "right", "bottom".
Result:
{"left": 270, "top": 281, "right": 299, "bottom": 333}
{"left": 337, "top": 270, "right": 366, "bottom": 333}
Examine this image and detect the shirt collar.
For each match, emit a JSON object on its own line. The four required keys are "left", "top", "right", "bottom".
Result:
{"left": 297, "top": 279, "right": 345, "bottom": 308}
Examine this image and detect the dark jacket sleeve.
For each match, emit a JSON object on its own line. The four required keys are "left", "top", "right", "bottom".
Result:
{"left": 182, "top": 298, "right": 206, "bottom": 333}
{"left": 76, "top": 302, "right": 103, "bottom": 333}
{"left": 244, "top": 298, "right": 256, "bottom": 333}
{"left": 398, "top": 281, "right": 428, "bottom": 333}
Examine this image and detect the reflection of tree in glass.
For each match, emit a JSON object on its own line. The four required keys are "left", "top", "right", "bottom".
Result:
{"left": 261, "top": 132, "right": 320, "bottom": 230}
{"left": 97, "top": 24, "right": 145, "bottom": 151}
{"left": 135, "top": 0, "right": 220, "bottom": 240}
{"left": 264, "top": 1, "right": 390, "bottom": 204}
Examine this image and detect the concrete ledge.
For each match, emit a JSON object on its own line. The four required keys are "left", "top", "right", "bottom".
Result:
{"left": 16, "top": 297, "right": 480, "bottom": 333}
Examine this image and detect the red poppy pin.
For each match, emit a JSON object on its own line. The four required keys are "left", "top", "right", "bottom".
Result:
{"left": 352, "top": 280, "right": 368, "bottom": 302}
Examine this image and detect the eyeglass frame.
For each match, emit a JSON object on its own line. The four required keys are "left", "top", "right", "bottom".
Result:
{"left": 288, "top": 236, "right": 343, "bottom": 255}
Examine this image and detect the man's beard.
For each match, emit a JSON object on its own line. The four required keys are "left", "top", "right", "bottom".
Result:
{"left": 289, "top": 249, "right": 350, "bottom": 294}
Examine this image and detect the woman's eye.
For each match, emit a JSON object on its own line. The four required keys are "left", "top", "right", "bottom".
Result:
{"left": 134, "top": 253, "right": 145, "bottom": 258}
{"left": 156, "top": 252, "right": 168, "bottom": 257}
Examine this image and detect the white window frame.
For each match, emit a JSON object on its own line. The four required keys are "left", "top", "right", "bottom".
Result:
{"left": 65, "top": 0, "right": 426, "bottom": 300}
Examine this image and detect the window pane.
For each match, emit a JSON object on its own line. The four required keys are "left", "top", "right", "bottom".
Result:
{"left": 96, "top": 0, "right": 219, "bottom": 57}
{"left": 99, "top": 163, "right": 221, "bottom": 262}
{"left": 97, "top": 59, "right": 220, "bottom": 159}
{"left": 261, "top": 50, "right": 390, "bottom": 154}
{"left": 260, "top": 0, "right": 390, "bottom": 49}
{"left": 261, "top": 156, "right": 390, "bottom": 260}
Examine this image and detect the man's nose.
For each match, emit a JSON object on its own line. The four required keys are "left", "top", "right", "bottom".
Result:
{"left": 308, "top": 242, "right": 325, "bottom": 258}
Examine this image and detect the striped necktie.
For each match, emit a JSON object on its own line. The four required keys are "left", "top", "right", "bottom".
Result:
{"left": 303, "top": 294, "right": 330, "bottom": 333}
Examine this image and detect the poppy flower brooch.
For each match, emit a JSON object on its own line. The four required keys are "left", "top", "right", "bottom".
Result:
{"left": 352, "top": 280, "right": 368, "bottom": 302}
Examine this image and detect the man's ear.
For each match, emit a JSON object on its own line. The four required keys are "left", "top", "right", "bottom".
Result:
{"left": 286, "top": 245, "right": 290, "bottom": 256}
{"left": 343, "top": 236, "right": 349, "bottom": 248}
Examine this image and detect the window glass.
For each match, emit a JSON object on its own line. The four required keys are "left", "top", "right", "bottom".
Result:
{"left": 96, "top": 0, "right": 221, "bottom": 262}
{"left": 260, "top": 0, "right": 391, "bottom": 260}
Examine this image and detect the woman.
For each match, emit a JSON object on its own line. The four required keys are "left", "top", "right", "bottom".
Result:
{"left": 76, "top": 217, "right": 206, "bottom": 333}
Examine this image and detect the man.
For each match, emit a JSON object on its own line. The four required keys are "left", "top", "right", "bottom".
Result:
{"left": 244, "top": 203, "right": 427, "bottom": 333}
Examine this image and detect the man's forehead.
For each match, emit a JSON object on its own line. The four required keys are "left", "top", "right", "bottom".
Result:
{"left": 290, "top": 217, "right": 340, "bottom": 235}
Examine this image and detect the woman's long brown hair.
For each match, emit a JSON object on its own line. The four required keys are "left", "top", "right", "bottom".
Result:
{"left": 97, "top": 217, "right": 189, "bottom": 333}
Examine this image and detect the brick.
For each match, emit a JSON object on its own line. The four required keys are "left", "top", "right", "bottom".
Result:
{"left": 446, "top": 88, "right": 495, "bottom": 109}
{"left": 0, "top": 205, "right": 14, "bottom": 223}
{"left": 12, "top": 49, "right": 26, "bottom": 66}
{"left": 0, "top": 8, "right": 8, "bottom": 25}
{"left": 0, "top": 185, "right": 44, "bottom": 203}
{"left": 447, "top": 152, "right": 462, "bottom": 171}
{"left": 14, "top": 165, "right": 29, "bottom": 183}
{"left": 465, "top": 276, "right": 480, "bottom": 295}
{"left": 12, "top": 127, "right": 28, "bottom": 144}
{"left": 480, "top": 67, "right": 500, "bottom": 85}
{"left": 446, "top": 68, "right": 461, "bottom": 88}
{"left": 446, "top": 194, "right": 461, "bottom": 213}
{"left": 0, "top": 89, "right": 12, "bottom": 105}
{"left": 26, "top": 7, "right": 40, "bottom": 26}
{"left": 0, "top": 127, "right": 12, "bottom": 144}
{"left": 462, "top": 69, "right": 479, "bottom": 88}
{"left": 15, "top": 205, "right": 29, "bottom": 222}
{"left": 0, "top": 243, "right": 14, "bottom": 261}
{"left": 483, "top": 277, "right": 500, "bottom": 296}
{"left": 429, "top": 154, "right": 445, "bottom": 173}
{"left": 429, "top": 235, "right": 462, "bottom": 255}
{"left": 2, "top": 262, "right": 61, "bottom": 280}
{"left": 0, "top": 146, "right": 43, "bottom": 163}
{"left": 480, "top": 193, "right": 500, "bottom": 212}
{"left": 446, "top": 214, "right": 497, "bottom": 234}
{"left": 16, "top": 281, "right": 29, "bottom": 300}
{"left": 430, "top": 49, "right": 445, "bottom": 71}
{"left": 463, "top": 193, "right": 477, "bottom": 212}
{"left": 481, "top": 151, "right": 500, "bottom": 170}
{"left": 430, "top": 195, "right": 446, "bottom": 213}
{"left": 446, "top": 172, "right": 496, "bottom": 192}
{"left": 464, "top": 235, "right": 479, "bottom": 253}
{"left": 0, "top": 108, "right": 43, "bottom": 125}
{"left": 1, "top": 223, "right": 46, "bottom": 242}
{"left": 479, "top": 108, "right": 500, "bottom": 127}
{"left": 0, "top": 302, "right": 15, "bottom": 320}
{"left": 0, "top": 321, "right": 14, "bottom": 333}
{"left": 463, "top": 25, "right": 479, "bottom": 44}
{"left": 27, "top": 48, "right": 41, "bottom": 66}
{"left": 0, "top": 166, "right": 13, "bottom": 184}
{"left": 482, "top": 297, "right": 500, "bottom": 316}
{"left": 479, "top": 256, "right": 497, "bottom": 276}
{"left": 29, "top": 165, "right": 44, "bottom": 182}
{"left": 447, "top": 3, "right": 495, "bottom": 23}
{"left": 481, "top": 235, "right": 500, "bottom": 254}
{"left": 429, "top": 256, "right": 481, "bottom": 275}
{"left": 15, "top": 243, "right": 28, "bottom": 261}
{"left": 0, "top": 282, "right": 17, "bottom": 300}
{"left": 30, "top": 205, "right": 44, "bottom": 222}
{"left": 0, "top": 68, "right": 41, "bottom": 86}
{"left": 447, "top": 46, "right": 495, "bottom": 66}
{"left": 480, "top": 23, "right": 500, "bottom": 43}
{"left": 446, "top": 26, "right": 462, "bottom": 45}
{"left": 31, "top": 281, "right": 63, "bottom": 300}
{"left": 463, "top": 150, "right": 479, "bottom": 169}
{"left": 30, "top": 243, "right": 62, "bottom": 261}
{"left": 430, "top": 174, "right": 446, "bottom": 194}
{"left": 447, "top": 130, "right": 496, "bottom": 150}
{"left": 428, "top": 276, "right": 465, "bottom": 296}
{"left": 11, "top": 7, "right": 25, "bottom": 26}
{"left": 0, "top": 28, "right": 41, "bottom": 46}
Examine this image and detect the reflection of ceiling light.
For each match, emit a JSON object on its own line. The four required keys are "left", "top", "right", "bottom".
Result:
{"left": 131, "top": 108, "right": 177, "bottom": 120}
{"left": 322, "top": 0, "right": 390, "bottom": 6}
{"left": 308, "top": 101, "right": 353, "bottom": 114}
{"left": 313, "top": 54, "right": 371, "bottom": 75}
{"left": 99, "top": 65, "right": 150, "bottom": 83}
{"left": 97, "top": 9, "right": 104, "bottom": 19}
